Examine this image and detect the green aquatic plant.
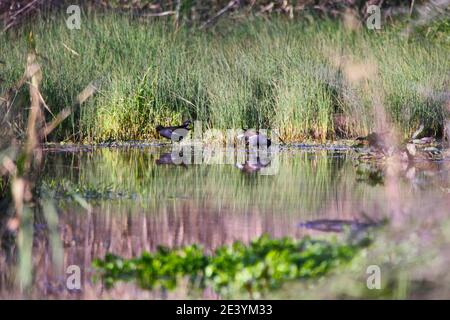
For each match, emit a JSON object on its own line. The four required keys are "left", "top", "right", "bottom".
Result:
{"left": 93, "top": 234, "right": 369, "bottom": 296}
{"left": 40, "top": 178, "right": 134, "bottom": 200}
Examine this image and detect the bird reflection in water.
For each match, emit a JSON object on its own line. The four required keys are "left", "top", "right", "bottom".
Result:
{"left": 155, "top": 151, "right": 188, "bottom": 168}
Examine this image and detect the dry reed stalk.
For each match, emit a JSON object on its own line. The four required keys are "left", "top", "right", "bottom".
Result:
{"left": 6, "top": 51, "right": 43, "bottom": 234}
{"left": 0, "top": 38, "right": 97, "bottom": 290}
{"left": 445, "top": 98, "right": 450, "bottom": 148}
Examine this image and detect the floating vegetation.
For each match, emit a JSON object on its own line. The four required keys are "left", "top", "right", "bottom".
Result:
{"left": 93, "top": 235, "right": 370, "bottom": 297}
{"left": 40, "top": 179, "right": 136, "bottom": 200}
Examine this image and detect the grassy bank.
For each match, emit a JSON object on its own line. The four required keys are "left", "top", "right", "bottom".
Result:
{"left": 1, "top": 13, "right": 449, "bottom": 142}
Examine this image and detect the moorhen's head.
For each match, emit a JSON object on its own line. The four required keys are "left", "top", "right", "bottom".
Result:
{"left": 156, "top": 125, "right": 163, "bottom": 131}
{"left": 182, "top": 120, "right": 192, "bottom": 129}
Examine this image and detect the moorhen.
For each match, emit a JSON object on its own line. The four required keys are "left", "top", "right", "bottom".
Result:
{"left": 355, "top": 132, "right": 387, "bottom": 152}
{"left": 237, "top": 129, "right": 271, "bottom": 148}
{"left": 156, "top": 120, "right": 192, "bottom": 142}
{"left": 404, "top": 143, "right": 443, "bottom": 162}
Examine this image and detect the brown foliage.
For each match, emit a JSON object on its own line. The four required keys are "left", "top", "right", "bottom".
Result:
{"left": 0, "top": 0, "right": 427, "bottom": 31}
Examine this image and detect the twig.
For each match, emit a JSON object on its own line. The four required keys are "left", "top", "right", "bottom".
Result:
{"left": 409, "top": 0, "right": 415, "bottom": 17}
{"left": 42, "top": 82, "right": 98, "bottom": 138}
{"left": 403, "top": 0, "right": 450, "bottom": 36}
{"left": 200, "top": 0, "right": 239, "bottom": 29}
{"left": 24, "top": 52, "right": 43, "bottom": 171}
{"left": 62, "top": 43, "right": 80, "bottom": 57}
{"left": 2, "top": 0, "right": 41, "bottom": 32}
{"left": 175, "top": 0, "right": 181, "bottom": 29}
{"left": 274, "top": 130, "right": 287, "bottom": 145}
{"left": 9, "top": 0, "right": 40, "bottom": 19}
{"left": 36, "top": 87, "right": 54, "bottom": 117}
{"left": 139, "top": 11, "right": 176, "bottom": 18}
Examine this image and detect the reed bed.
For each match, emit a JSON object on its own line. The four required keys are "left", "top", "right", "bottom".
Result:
{"left": 1, "top": 13, "right": 449, "bottom": 142}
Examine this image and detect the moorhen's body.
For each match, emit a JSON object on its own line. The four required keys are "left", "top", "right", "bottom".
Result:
{"left": 156, "top": 120, "right": 192, "bottom": 142}
{"left": 404, "top": 143, "right": 443, "bottom": 162}
{"left": 238, "top": 130, "right": 271, "bottom": 148}
{"left": 355, "top": 132, "right": 388, "bottom": 153}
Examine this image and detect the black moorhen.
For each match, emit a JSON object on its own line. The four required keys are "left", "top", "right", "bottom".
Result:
{"left": 237, "top": 129, "right": 271, "bottom": 148}
{"left": 156, "top": 120, "right": 192, "bottom": 142}
{"left": 355, "top": 132, "right": 388, "bottom": 153}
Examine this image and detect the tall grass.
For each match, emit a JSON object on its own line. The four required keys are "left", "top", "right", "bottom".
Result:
{"left": 1, "top": 13, "right": 449, "bottom": 142}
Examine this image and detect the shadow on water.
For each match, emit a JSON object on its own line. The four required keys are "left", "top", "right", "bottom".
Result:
{"left": 1, "top": 145, "right": 450, "bottom": 298}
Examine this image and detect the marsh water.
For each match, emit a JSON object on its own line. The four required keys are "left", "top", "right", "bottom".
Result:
{"left": 1, "top": 144, "right": 450, "bottom": 299}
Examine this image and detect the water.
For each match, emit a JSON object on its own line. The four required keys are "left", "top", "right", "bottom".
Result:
{"left": 1, "top": 144, "right": 450, "bottom": 298}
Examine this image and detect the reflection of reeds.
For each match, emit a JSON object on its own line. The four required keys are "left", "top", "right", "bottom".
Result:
{"left": 42, "top": 147, "right": 363, "bottom": 216}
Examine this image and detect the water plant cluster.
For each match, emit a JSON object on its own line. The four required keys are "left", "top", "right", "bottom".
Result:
{"left": 93, "top": 234, "right": 368, "bottom": 296}
{"left": 41, "top": 178, "right": 134, "bottom": 200}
